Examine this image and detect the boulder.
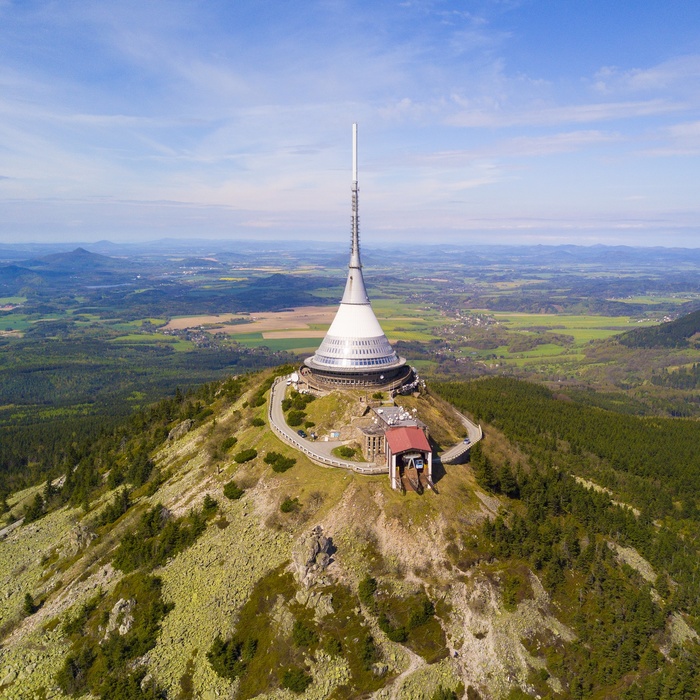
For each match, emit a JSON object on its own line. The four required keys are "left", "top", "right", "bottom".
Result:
{"left": 66, "top": 523, "right": 96, "bottom": 556}
{"left": 104, "top": 598, "right": 136, "bottom": 638}
{"left": 167, "top": 419, "right": 194, "bottom": 442}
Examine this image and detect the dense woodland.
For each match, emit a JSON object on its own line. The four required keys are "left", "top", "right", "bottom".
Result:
{"left": 0, "top": 331, "right": 292, "bottom": 494}
{"left": 434, "top": 377, "right": 700, "bottom": 518}
{"left": 620, "top": 309, "right": 700, "bottom": 349}
{"left": 435, "top": 379, "right": 700, "bottom": 697}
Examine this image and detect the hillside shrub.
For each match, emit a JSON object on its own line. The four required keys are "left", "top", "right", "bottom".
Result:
{"left": 335, "top": 445, "right": 355, "bottom": 459}
{"left": 97, "top": 488, "right": 130, "bottom": 527}
{"left": 223, "top": 480, "right": 244, "bottom": 500}
{"left": 323, "top": 637, "right": 342, "bottom": 655}
{"left": 202, "top": 494, "right": 218, "bottom": 517}
{"left": 407, "top": 596, "right": 435, "bottom": 629}
{"left": 292, "top": 620, "right": 318, "bottom": 648}
{"left": 221, "top": 436, "right": 237, "bottom": 452}
{"left": 264, "top": 451, "right": 296, "bottom": 473}
{"left": 234, "top": 448, "right": 257, "bottom": 464}
{"left": 207, "top": 635, "right": 258, "bottom": 680}
{"left": 56, "top": 572, "right": 171, "bottom": 699}
{"left": 360, "top": 634, "right": 380, "bottom": 670}
{"left": 358, "top": 576, "right": 378, "bottom": 609}
{"left": 23, "top": 592, "right": 36, "bottom": 616}
{"left": 281, "top": 667, "right": 312, "bottom": 693}
{"left": 23, "top": 493, "right": 45, "bottom": 524}
{"left": 280, "top": 497, "right": 300, "bottom": 513}
{"left": 286, "top": 410, "right": 305, "bottom": 427}
{"left": 251, "top": 417, "right": 265, "bottom": 427}
{"left": 288, "top": 391, "right": 315, "bottom": 410}
{"left": 378, "top": 613, "right": 407, "bottom": 642}
{"left": 112, "top": 500, "right": 213, "bottom": 573}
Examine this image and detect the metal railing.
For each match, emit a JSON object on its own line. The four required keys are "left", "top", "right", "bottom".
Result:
{"left": 268, "top": 377, "right": 388, "bottom": 475}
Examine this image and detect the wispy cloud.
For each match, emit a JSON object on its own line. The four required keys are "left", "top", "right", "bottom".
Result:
{"left": 593, "top": 55, "right": 700, "bottom": 96}
{"left": 638, "top": 119, "right": 700, "bottom": 156}
{"left": 447, "top": 99, "right": 682, "bottom": 128}
{"left": 0, "top": 1, "right": 699, "bottom": 243}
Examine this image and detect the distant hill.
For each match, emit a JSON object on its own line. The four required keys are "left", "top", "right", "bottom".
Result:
{"left": 619, "top": 309, "right": 700, "bottom": 348}
{"left": 19, "top": 247, "right": 127, "bottom": 273}
{"left": 0, "top": 264, "right": 34, "bottom": 280}
{"left": 0, "top": 248, "right": 141, "bottom": 294}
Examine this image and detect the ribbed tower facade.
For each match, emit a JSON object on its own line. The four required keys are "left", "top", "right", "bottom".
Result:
{"left": 303, "top": 124, "right": 412, "bottom": 390}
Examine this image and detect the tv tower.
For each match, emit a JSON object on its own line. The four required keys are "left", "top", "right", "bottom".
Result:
{"left": 303, "top": 124, "right": 411, "bottom": 390}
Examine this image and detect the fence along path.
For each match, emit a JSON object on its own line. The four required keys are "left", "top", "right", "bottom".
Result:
{"left": 268, "top": 377, "right": 387, "bottom": 474}
{"left": 268, "top": 376, "right": 481, "bottom": 473}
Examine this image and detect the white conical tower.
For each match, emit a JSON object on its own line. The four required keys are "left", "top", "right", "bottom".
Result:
{"left": 304, "top": 124, "right": 410, "bottom": 389}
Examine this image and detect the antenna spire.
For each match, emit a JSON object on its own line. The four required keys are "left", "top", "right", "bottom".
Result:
{"left": 350, "top": 123, "right": 361, "bottom": 269}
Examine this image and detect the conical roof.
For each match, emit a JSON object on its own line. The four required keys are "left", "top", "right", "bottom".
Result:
{"left": 305, "top": 124, "right": 404, "bottom": 374}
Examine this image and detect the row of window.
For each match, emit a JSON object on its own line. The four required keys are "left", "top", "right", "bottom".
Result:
{"left": 320, "top": 346, "right": 389, "bottom": 356}
{"left": 313, "top": 356, "right": 397, "bottom": 367}
{"left": 325, "top": 337, "right": 386, "bottom": 347}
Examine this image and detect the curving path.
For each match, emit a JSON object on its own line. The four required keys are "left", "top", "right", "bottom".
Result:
{"left": 268, "top": 376, "right": 387, "bottom": 474}
{"left": 268, "top": 375, "right": 482, "bottom": 473}
{"left": 439, "top": 411, "right": 483, "bottom": 464}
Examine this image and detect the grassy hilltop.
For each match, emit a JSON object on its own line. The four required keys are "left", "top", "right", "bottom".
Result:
{"left": 1, "top": 368, "right": 699, "bottom": 699}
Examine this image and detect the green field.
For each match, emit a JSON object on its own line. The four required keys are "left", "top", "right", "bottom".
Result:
{"left": 232, "top": 333, "right": 320, "bottom": 352}
{"left": 491, "top": 312, "right": 655, "bottom": 343}
{"left": 0, "top": 314, "right": 32, "bottom": 331}
{"left": 108, "top": 334, "right": 194, "bottom": 352}
{"left": 607, "top": 295, "right": 698, "bottom": 305}
{"left": 449, "top": 313, "right": 662, "bottom": 371}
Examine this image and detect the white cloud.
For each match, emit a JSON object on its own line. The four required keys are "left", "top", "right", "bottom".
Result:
{"left": 447, "top": 99, "right": 681, "bottom": 128}
{"left": 593, "top": 55, "right": 700, "bottom": 95}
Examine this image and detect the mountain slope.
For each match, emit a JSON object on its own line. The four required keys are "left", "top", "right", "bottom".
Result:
{"left": 619, "top": 309, "right": 700, "bottom": 349}
{"left": 1, "top": 370, "right": 699, "bottom": 699}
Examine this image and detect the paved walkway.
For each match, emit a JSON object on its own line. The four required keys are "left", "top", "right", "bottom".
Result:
{"left": 268, "top": 377, "right": 387, "bottom": 474}
{"left": 267, "top": 375, "right": 482, "bottom": 473}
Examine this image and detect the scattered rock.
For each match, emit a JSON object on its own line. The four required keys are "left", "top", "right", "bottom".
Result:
{"left": 1, "top": 669, "right": 17, "bottom": 685}
{"left": 270, "top": 595, "right": 295, "bottom": 636}
{"left": 296, "top": 588, "right": 334, "bottom": 620}
{"left": 168, "top": 420, "right": 194, "bottom": 442}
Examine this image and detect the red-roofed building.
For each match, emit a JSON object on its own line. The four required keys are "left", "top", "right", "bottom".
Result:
{"left": 385, "top": 426, "right": 433, "bottom": 493}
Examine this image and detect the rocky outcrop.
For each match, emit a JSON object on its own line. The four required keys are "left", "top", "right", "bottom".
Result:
{"left": 167, "top": 419, "right": 194, "bottom": 442}
{"left": 104, "top": 598, "right": 136, "bottom": 638}
{"left": 66, "top": 522, "right": 96, "bottom": 556}
{"left": 291, "top": 525, "right": 332, "bottom": 589}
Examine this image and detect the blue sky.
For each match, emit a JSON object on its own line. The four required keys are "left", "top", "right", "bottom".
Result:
{"left": 2, "top": 1, "right": 700, "bottom": 246}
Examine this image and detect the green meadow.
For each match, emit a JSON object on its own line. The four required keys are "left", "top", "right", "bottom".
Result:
{"left": 232, "top": 333, "right": 320, "bottom": 352}
{"left": 607, "top": 295, "right": 698, "bottom": 305}
{"left": 0, "top": 314, "right": 32, "bottom": 331}
{"left": 108, "top": 334, "right": 194, "bottom": 352}
{"left": 491, "top": 312, "right": 655, "bottom": 343}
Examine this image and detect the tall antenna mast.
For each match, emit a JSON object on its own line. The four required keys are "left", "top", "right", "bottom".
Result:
{"left": 350, "top": 123, "right": 361, "bottom": 269}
